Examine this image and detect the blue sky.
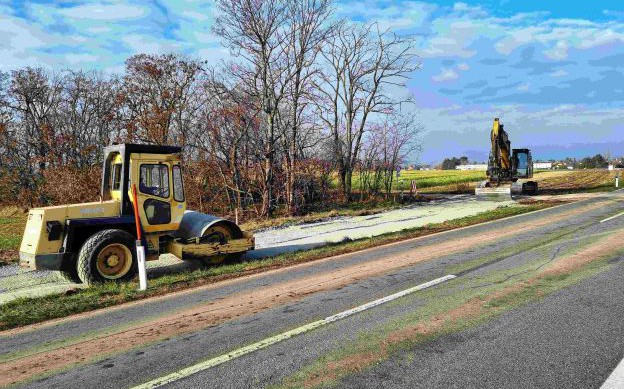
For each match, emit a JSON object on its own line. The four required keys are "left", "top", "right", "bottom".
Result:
{"left": 1, "top": 1, "right": 623, "bottom": 163}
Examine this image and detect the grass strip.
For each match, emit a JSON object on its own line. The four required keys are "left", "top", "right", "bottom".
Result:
{"left": 275, "top": 233, "right": 623, "bottom": 389}
{"left": 0, "top": 201, "right": 559, "bottom": 331}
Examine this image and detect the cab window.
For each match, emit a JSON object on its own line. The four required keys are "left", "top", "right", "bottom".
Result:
{"left": 515, "top": 152, "right": 528, "bottom": 177}
{"left": 140, "top": 164, "right": 170, "bottom": 198}
{"left": 111, "top": 163, "right": 122, "bottom": 190}
{"left": 172, "top": 165, "right": 184, "bottom": 202}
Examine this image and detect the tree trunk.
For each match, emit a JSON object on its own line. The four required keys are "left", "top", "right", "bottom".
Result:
{"left": 344, "top": 168, "right": 353, "bottom": 201}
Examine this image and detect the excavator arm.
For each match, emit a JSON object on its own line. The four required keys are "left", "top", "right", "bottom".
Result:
{"left": 488, "top": 118, "right": 512, "bottom": 183}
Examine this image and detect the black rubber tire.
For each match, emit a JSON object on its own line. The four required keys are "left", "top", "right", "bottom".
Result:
{"left": 77, "top": 229, "right": 137, "bottom": 285}
{"left": 56, "top": 257, "right": 81, "bottom": 283}
{"left": 522, "top": 181, "right": 538, "bottom": 195}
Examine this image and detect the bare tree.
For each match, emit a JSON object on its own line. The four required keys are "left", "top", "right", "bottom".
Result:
{"left": 378, "top": 112, "right": 422, "bottom": 196}
{"left": 192, "top": 71, "right": 260, "bottom": 214}
{"left": 213, "top": 0, "right": 292, "bottom": 216}
{"left": 315, "top": 23, "right": 419, "bottom": 200}
{"left": 281, "top": 0, "right": 336, "bottom": 213}
{"left": 0, "top": 68, "right": 64, "bottom": 204}
{"left": 56, "top": 71, "right": 122, "bottom": 168}
{"left": 122, "top": 54, "right": 203, "bottom": 145}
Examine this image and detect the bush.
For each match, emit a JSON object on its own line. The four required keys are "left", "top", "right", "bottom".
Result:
{"left": 41, "top": 165, "right": 102, "bottom": 205}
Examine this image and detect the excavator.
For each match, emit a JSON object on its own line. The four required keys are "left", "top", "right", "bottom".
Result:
{"left": 475, "top": 118, "right": 538, "bottom": 200}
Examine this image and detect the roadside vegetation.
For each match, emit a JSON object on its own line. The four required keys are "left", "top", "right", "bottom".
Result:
{"left": 349, "top": 169, "right": 486, "bottom": 193}
{"left": 0, "top": 207, "right": 24, "bottom": 267}
{"left": 0, "top": 201, "right": 559, "bottom": 331}
{"left": 0, "top": 168, "right": 615, "bottom": 267}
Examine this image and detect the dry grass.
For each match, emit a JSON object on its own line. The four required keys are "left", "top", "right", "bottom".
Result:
{"left": 534, "top": 169, "right": 616, "bottom": 192}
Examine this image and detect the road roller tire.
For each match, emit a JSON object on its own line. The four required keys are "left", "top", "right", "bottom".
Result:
{"left": 77, "top": 229, "right": 137, "bottom": 285}
{"left": 56, "top": 257, "right": 81, "bottom": 283}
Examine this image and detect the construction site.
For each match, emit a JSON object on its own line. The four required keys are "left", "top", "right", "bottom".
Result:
{"left": 1, "top": 1, "right": 624, "bottom": 389}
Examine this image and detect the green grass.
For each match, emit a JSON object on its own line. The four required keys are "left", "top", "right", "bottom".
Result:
{"left": 0, "top": 236, "right": 20, "bottom": 251}
{"left": 0, "top": 202, "right": 557, "bottom": 331}
{"left": 346, "top": 170, "right": 486, "bottom": 192}
{"left": 394, "top": 169, "right": 486, "bottom": 189}
{"left": 0, "top": 216, "right": 23, "bottom": 267}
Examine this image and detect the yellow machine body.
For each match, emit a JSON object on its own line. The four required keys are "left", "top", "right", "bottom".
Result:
{"left": 19, "top": 201, "right": 120, "bottom": 269}
{"left": 19, "top": 143, "right": 254, "bottom": 281}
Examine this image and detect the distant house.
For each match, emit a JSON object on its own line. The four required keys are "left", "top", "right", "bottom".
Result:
{"left": 456, "top": 164, "right": 487, "bottom": 171}
{"left": 533, "top": 162, "right": 552, "bottom": 169}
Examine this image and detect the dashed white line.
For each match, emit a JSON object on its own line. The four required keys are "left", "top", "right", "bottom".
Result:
{"left": 130, "top": 274, "right": 457, "bottom": 389}
{"left": 600, "top": 211, "right": 624, "bottom": 223}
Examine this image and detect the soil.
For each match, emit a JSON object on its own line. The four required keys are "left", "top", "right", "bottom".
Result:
{"left": 0, "top": 200, "right": 611, "bottom": 386}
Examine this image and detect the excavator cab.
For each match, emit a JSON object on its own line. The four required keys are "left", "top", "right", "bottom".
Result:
{"left": 512, "top": 149, "right": 533, "bottom": 179}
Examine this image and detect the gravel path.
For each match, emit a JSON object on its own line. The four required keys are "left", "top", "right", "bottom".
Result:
{"left": 0, "top": 195, "right": 511, "bottom": 303}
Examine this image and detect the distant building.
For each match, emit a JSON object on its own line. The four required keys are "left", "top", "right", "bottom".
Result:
{"left": 456, "top": 164, "right": 487, "bottom": 171}
{"left": 533, "top": 162, "right": 552, "bottom": 169}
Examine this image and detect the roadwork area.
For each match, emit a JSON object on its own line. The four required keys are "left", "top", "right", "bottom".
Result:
{"left": 0, "top": 195, "right": 508, "bottom": 303}
{"left": 1, "top": 191, "right": 623, "bottom": 388}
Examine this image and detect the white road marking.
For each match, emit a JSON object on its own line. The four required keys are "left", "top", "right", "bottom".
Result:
{"left": 601, "top": 356, "right": 624, "bottom": 389}
{"left": 600, "top": 211, "right": 624, "bottom": 223}
{"left": 130, "top": 274, "right": 457, "bottom": 389}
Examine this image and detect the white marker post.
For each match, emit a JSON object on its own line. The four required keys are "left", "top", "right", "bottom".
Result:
{"left": 136, "top": 240, "right": 147, "bottom": 291}
{"left": 132, "top": 184, "right": 148, "bottom": 291}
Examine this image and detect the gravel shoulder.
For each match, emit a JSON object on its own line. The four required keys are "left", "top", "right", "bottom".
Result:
{"left": 0, "top": 195, "right": 508, "bottom": 303}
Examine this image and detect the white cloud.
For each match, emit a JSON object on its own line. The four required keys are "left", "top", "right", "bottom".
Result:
{"left": 432, "top": 68, "right": 459, "bottom": 82}
{"left": 335, "top": 1, "right": 433, "bottom": 32}
{"left": 121, "top": 35, "right": 180, "bottom": 54}
{"left": 417, "top": 104, "right": 624, "bottom": 163}
{"left": 60, "top": 4, "right": 146, "bottom": 20}
{"left": 494, "top": 27, "right": 546, "bottom": 55}
{"left": 577, "top": 29, "right": 624, "bottom": 49}
{"left": 86, "top": 26, "right": 112, "bottom": 34}
{"left": 456, "top": 62, "right": 470, "bottom": 71}
{"left": 517, "top": 83, "right": 530, "bottom": 91}
{"left": 602, "top": 10, "right": 624, "bottom": 18}
{"left": 181, "top": 11, "right": 209, "bottom": 21}
{"left": 544, "top": 40, "right": 569, "bottom": 60}
{"left": 550, "top": 69, "right": 568, "bottom": 77}
{"left": 65, "top": 54, "right": 99, "bottom": 64}
{"left": 194, "top": 32, "right": 218, "bottom": 44}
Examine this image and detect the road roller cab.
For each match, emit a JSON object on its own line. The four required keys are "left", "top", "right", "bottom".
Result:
{"left": 19, "top": 143, "right": 255, "bottom": 284}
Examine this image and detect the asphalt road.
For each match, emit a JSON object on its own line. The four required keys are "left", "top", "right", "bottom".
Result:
{"left": 2, "top": 191, "right": 623, "bottom": 389}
